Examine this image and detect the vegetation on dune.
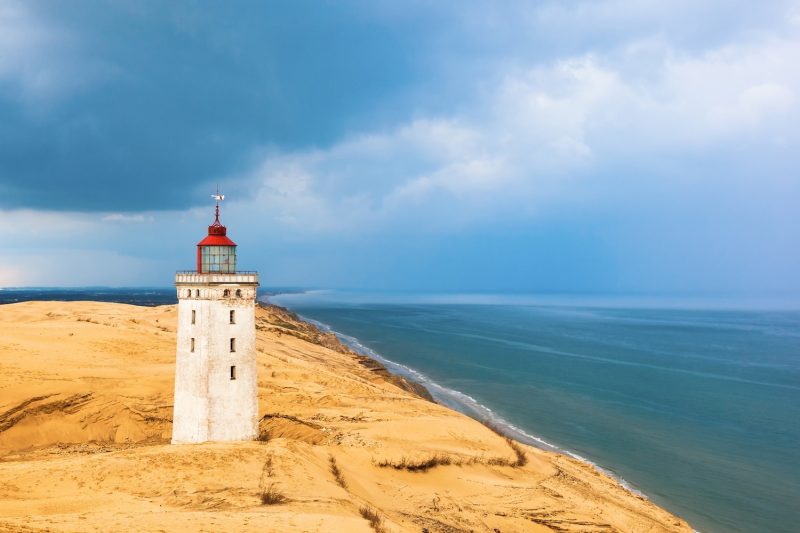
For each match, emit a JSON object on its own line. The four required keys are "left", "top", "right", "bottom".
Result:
{"left": 375, "top": 438, "right": 527, "bottom": 472}
{"left": 329, "top": 455, "right": 348, "bottom": 489}
{"left": 482, "top": 421, "right": 529, "bottom": 467}
{"left": 359, "top": 505, "right": 386, "bottom": 533}
{"left": 376, "top": 453, "right": 457, "bottom": 472}
{"left": 506, "top": 438, "right": 528, "bottom": 467}
{"left": 259, "top": 483, "right": 288, "bottom": 505}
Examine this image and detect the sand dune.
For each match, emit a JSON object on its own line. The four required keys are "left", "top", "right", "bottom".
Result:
{"left": 0, "top": 301, "right": 691, "bottom": 532}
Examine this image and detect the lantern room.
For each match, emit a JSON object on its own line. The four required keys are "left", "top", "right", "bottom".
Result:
{"left": 196, "top": 202, "right": 237, "bottom": 273}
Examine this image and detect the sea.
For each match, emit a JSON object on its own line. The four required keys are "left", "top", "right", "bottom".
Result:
{"left": 2, "top": 287, "right": 798, "bottom": 533}
{"left": 268, "top": 291, "right": 800, "bottom": 533}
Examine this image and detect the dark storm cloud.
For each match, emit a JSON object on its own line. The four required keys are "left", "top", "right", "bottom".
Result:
{"left": 0, "top": 1, "right": 434, "bottom": 211}
{"left": 2, "top": 0, "right": 799, "bottom": 295}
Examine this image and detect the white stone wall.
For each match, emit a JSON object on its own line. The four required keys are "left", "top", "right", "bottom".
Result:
{"left": 172, "top": 278, "right": 259, "bottom": 443}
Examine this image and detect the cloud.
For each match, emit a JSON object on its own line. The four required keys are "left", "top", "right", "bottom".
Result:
{"left": 0, "top": 249, "right": 171, "bottom": 287}
{"left": 2, "top": 1, "right": 798, "bottom": 292}
{"left": 0, "top": 1, "right": 447, "bottom": 212}
{"left": 4, "top": 209, "right": 97, "bottom": 244}
{"left": 0, "top": 1, "right": 88, "bottom": 105}
{"left": 239, "top": 33, "right": 799, "bottom": 237}
{"left": 457, "top": 0, "right": 799, "bottom": 52}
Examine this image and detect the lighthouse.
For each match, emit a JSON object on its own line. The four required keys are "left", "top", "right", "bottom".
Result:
{"left": 172, "top": 192, "right": 259, "bottom": 443}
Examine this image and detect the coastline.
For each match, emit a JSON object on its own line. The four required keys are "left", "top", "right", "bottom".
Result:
{"left": 267, "top": 291, "right": 800, "bottom": 533}
{"left": 275, "top": 303, "right": 650, "bottom": 499}
{"left": 0, "top": 300, "right": 692, "bottom": 532}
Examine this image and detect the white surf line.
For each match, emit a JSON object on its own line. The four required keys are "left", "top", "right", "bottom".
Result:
{"left": 324, "top": 321, "right": 646, "bottom": 496}
{"left": 261, "top": 296, "right": 651, "bottom": 501}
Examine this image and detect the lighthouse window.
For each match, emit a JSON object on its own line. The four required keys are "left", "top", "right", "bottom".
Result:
{"left": 230, "top": 310, "right": 235, "bottom": 324}
{"left": 195, "top": 289, "right": 200, "bottom": 297}
{"left": 230, "top": 365, "right": 236, "bottom": 380}
{"left": 191, "top": 310, "right": 196, "bottom": 324}
{"left": 223, "top": 289, "right": 230, "bottom": 297}
{"left": 190, "top": 338, "right": 195, "bottom": 352}
{"left": 186, "top": 289, "right": 191, "bottom": 298}
{"left": 235, "top": 289, "right": 242, "bottom": 297}
{"left": 230, "top": 338, "right": 236, "bottom": 352}
{"left": 200, "top": 245, "right": 237, "bottom": 274}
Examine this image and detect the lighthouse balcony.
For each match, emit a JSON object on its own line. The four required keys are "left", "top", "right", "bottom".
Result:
{"left": 175, "top": 271, "right": 259, "bottom": 286}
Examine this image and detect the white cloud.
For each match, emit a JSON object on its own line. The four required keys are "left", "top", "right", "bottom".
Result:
{"left": 4, "top": 1, "right": 799, "bottom": 290}
{"left": 238, "top": 33, "right": 799, "bottom": 236}
{"left": 499, "top": 38, "right": 800, "bottom": 159}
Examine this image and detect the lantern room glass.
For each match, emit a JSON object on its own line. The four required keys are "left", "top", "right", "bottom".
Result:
{"left": 200, "top": 245, "right": 236, "bottom": 273}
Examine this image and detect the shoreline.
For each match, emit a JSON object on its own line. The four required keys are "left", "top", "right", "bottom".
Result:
{"left": 0, "top": 300, "right": 693, "bottom": 532}
{"left": 277, "top": 303, "right": 652, "bottom": 501}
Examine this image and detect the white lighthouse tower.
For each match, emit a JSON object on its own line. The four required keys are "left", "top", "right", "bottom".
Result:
{"left": 172, "top": 192, "right": 259, "bottom": 443}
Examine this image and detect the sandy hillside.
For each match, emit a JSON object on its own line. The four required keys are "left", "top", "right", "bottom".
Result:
{"left": 0, "top": 301, "right": 692, "bottom": 532}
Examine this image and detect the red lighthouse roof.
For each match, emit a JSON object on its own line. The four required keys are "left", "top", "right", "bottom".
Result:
{"left": 195, "top": 192, "right": 238, "bottom": 273}
{"left": 197, "top": 203, "right": 236, "bottom": 247}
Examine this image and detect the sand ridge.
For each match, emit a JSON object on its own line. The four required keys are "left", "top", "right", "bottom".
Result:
{"left": 0, "top": 301, "right": 692, "bottom": 532}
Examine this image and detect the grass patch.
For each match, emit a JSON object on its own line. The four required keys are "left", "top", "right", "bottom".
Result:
{"left": 376, "top": 441, "right": 526, "bottom": 472}
{"left": 376, "top": 453, "right": 460, "bottom": 472}
{"left": 259, "top": 483, "right": 287, "bottom": 505}
{"left": 261, "top": 455, "right": 274, "bottom": 478}
{"left": 329, "top": 455, "right": 347, "bottom": 489}
{"left": 481, "top": 421, "right": 528, "bottom": 467}
{"left": 506, "top": 437, "right": 528, "bottom": 467}
{"left": 359, "top": 505, "right": 385, "bottom": 533}
{"left": 485, "top": 439, "right": 527, "bottom": 467}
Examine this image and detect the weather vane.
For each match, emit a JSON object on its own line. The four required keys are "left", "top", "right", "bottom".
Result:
{"left": 211, "top": 185, "right": 225, "bottom": 222}
{"left": 211, "top": 185, "right": 225, "bottom": 204}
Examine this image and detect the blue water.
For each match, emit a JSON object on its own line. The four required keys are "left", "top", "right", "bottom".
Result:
{"left": 0, "top": 287, "right": 179, "bottom": 306}
{"left": 4, "top": 287, "right": 798, "bottom": 531}
{"left": 0, "top": 287, "right": 293, "bottom": 306}
{"left": 269, "top": 291, "right": 800, "bottom": 533}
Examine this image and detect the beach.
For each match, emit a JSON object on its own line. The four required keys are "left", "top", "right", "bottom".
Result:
{"left": 0, "top": 300, "right": 690, "bottom": 532}
{"left": 272, "top": 292, "right": 800, "bottom": 533}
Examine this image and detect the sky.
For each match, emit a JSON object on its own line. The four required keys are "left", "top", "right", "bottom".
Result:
{"left": 1, "top": 0, "right": 799, "bottom": 295}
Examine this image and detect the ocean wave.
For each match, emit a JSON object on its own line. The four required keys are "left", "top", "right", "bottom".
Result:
{"left": 293, "top": 312, "right": 647, "bottom": 499}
